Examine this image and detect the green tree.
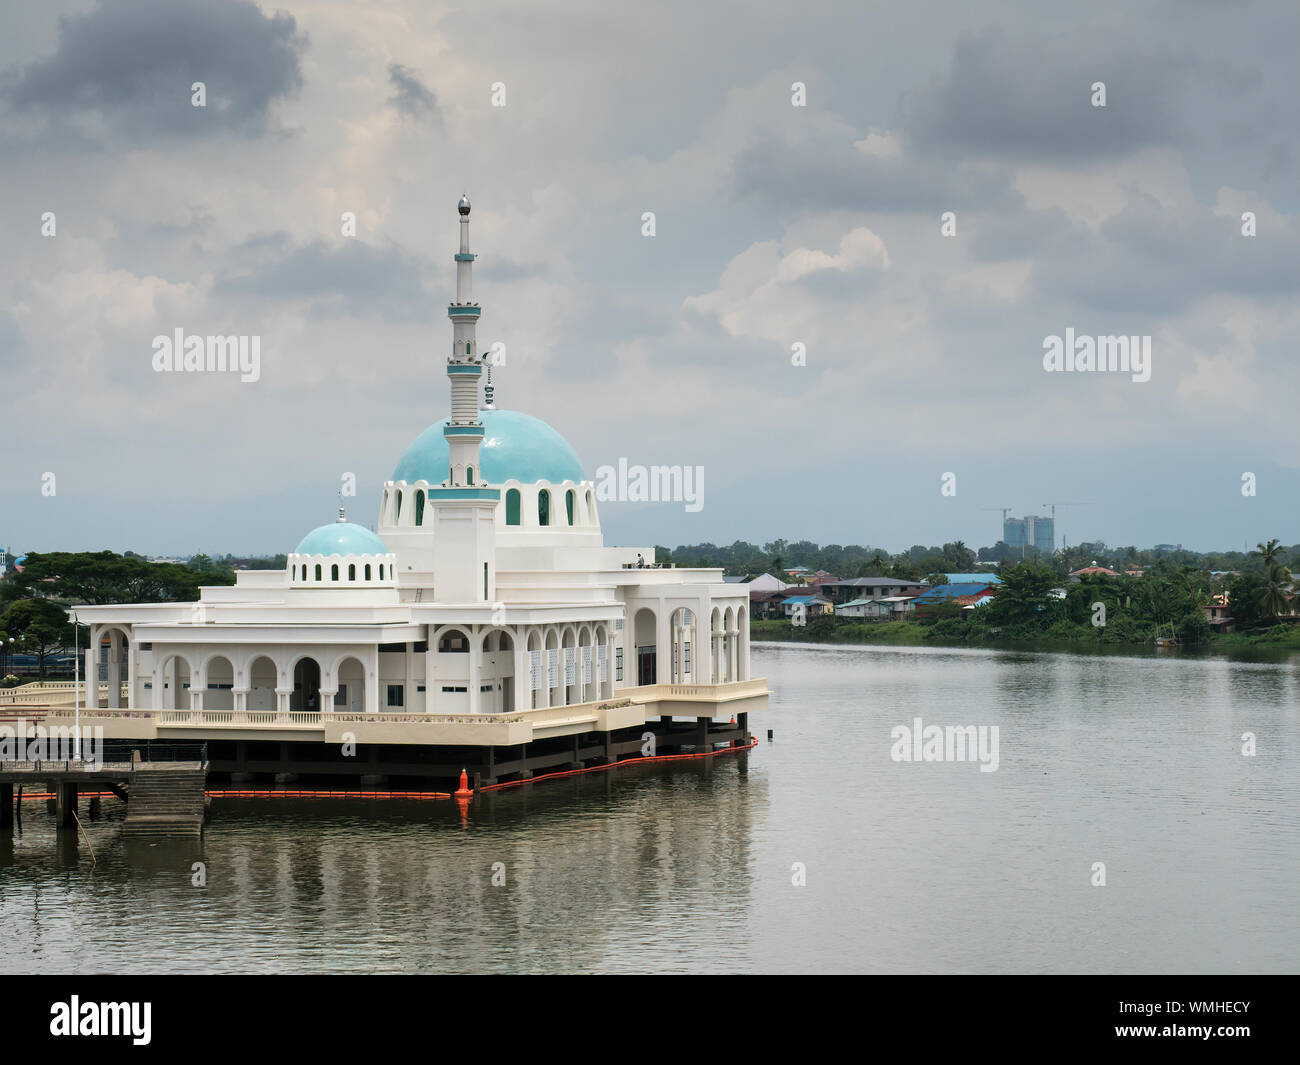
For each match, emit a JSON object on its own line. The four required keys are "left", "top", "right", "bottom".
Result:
{"left": 985, "top": 563, "right": 1058, "bottom": 629}
{"left": 4, "top": 551, "right": 230, "bottom": 604}
{"left": 1255, "top": 566, "right": 1294, "bottom": 622}
{"left": 1, "top": 599, "right": 75, "bottom": 677}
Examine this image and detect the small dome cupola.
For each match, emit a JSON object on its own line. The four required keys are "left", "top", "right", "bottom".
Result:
{"left": 289, "top": 508, "right": 396, "bottom": 587}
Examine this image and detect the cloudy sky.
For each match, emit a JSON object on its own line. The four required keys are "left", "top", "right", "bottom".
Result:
{"left": 1, "top": 0, "right": 1297, "bottom": 557}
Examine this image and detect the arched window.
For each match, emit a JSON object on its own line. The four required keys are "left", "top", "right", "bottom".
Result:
{"left": 364, "top": 564, "right": 372, "bottom": 580}
{"left": 291, "top": 565, "right": 296, "bottom": 580}
{"left": 315, "top": 564, "right": 322, "bottom": 581}
{"left": 395, "top": 490, "right": 402, "bottom": 523}
{"left": 331, "top": 564, "right": 339, "bottom": 581}
{"left": 348, "top": 564, "right": 356, "bottom": 581}
{"left": 379, "top": 564, "right": 385, "bottom": 579}
{"left": 467, "top": 466, "right": 474, "bottom": 485}
{"left": 465, "top": 342, "right": 471, "bottom": 354}
{"left": 506, "top": 488, "right": 520, "bottom": 525}
{"left": 566, "top": 489, "right": 575, "bottom": 525}
{"left": 538, "top": 489, "right": 551, "bottom": 526}
{"left": 415, "top": 489, "right": 425, "bottom": 526}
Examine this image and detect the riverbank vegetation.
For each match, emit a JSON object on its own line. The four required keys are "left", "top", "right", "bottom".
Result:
{"left": 750, "top": 541, "right": 1299, "bottom": 651}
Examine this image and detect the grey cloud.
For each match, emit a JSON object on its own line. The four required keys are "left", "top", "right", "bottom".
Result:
{"left": 0, "top": 311, "right": 26, "bottom": 372}
{"left": 388, "top": 63, "right": 438, "bottom": 120}
{"left": 905, "top": 28, "right": 1185, "bottom": 160}
{"left": 1029, "top": 199, "right": 1300, "bottom": 314}
{"left": 3, "top": 0, "right": 305, "bottom": 139}
{"left": 732, "top": 128, "right": 1019, "bottom": 213}
{"left": 216, "top": 238, "right": 429, "bottom": 321}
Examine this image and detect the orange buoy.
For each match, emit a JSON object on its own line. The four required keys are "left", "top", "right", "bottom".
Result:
{"left": 454, "top": 768, "right": 473, "bottom": 798}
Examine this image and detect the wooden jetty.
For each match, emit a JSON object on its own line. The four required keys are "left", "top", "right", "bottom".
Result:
{"left": 0, "top": 757, "right": 207, "bottom": 837}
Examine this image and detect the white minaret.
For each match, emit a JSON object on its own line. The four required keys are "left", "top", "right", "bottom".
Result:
{"left": 444, "top": 193, "right": 484, "bottom": 485}
{"left": 426, "top": 194, "right": 499, "bottom": 603}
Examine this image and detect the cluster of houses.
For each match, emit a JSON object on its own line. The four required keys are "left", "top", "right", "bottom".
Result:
{"left": 728, "top": 571, "right": 1006, "bottom": 623}
{"left": 736, "top": 564, "right": 1291, "bottom": 634}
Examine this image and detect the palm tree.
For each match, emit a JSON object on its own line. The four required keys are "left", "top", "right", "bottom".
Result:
{"left": 1255, "top": 565, "right": 1295, "bottom": 621}
{"left": 1255, "top": 538, "right": 1285, "bottom": 569}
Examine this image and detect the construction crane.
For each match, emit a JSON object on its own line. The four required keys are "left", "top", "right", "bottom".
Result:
{"left": 1041, "top": 502, "right": 1093, "bottom": 550}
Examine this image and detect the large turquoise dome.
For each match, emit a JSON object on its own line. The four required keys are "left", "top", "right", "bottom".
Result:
{"left": 295, "top": 521, "right": 388, "bottom": 556}
{"left": 393, "top": 409, "right": 584, "bottom": 485}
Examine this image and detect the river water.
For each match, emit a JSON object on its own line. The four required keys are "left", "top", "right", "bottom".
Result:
{"left": 2, "top": 642, "right": 1296, "bottom": 973}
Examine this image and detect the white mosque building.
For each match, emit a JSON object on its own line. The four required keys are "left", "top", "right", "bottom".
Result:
{"left": 63, "top": 198, "right": 766, "bottom": 784}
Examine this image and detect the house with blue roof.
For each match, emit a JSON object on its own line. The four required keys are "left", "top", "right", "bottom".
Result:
{"left": 913, "top": 582, "right": 997, "bottom": 615}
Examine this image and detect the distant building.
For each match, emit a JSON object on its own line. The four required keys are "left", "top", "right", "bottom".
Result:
{"left": 837, "top": 598, "right": 893, "bottom": 619}
{"left": 942, "top": 572, "right": 1003, "bottom": 585}
{"left": 1203, "top": 597, "right": 1235, "bottom": 632}
{"left": 913, "top": 583, "right": 995, "bottom": 614}
{"left": 724, "top": 573, "right": 790, "bottom": 592}
{"left": 748, "top": 590, "right": 785, "bottom": 619}
{"left": 781, "top": 594, "right": 833, "bottom": 620}
{"left": 1003, "top": 515, "right": 1055, "bottom": 555}
{"left": 820, "top": 577, "right": 928, "bottom": 604}
{"left": 837, "top": 596, "right": 916, "bottom": 620}
{"left": 1069, "top": 566, "right": 1121, "bottom": 580}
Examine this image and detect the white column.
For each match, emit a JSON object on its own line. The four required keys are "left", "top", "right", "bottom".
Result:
{"left": 513, "top": 629, "right": 529, "bottom": 712}
{"left": 126, "top": 630, "right": 137, "bottom": 708}
{"left": 85, "top": 647, "right": 98, "bottom": 709}
{"left": 468, "top": 629, "right": 482, "bottom": 714}
{"left": 655, "top": 603, "right": 670, "bottom": 687}
{"left": 366, "top": 646, "right": 380, "bottom": 719}
{"left": 106, "top": 633, "right": 122, "bottom": 708}
{"left": 319, "top": 687, "right": 337, "bottom": 716}
{"left": 405, "top": 641, "right": 417, "bottom": 712}
{"left": 605, "top": 634, "right": 616, "bottom": 698}
{"left": 425, "top": 628, "right": 436, "bottom": 713}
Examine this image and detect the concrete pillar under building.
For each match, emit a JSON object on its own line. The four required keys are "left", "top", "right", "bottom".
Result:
{"left": 55, "top": 781, "right": 78, "bottom": 828}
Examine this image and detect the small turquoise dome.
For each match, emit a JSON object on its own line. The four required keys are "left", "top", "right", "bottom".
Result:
{"left": 295, "top": 521, "right": 387, "bottom": 556}
{"left": 393, "top": 409, "right": 584, "bottom": 485}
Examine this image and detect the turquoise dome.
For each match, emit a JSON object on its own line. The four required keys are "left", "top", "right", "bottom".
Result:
{"left": 295, "top": 522, "right": 388, "bottom": 556}
{"left": 393, "top": 409, "right": 584, "bottom": 485}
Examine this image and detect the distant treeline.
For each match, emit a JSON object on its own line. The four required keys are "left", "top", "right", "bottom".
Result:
{"left": 654, "top": 538, "right": 1300, "bottom": 583}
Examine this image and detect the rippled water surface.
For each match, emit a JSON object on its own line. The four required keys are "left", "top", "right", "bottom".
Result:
{"left": 2, "top": 642, "right": 1297, "bottom": 973}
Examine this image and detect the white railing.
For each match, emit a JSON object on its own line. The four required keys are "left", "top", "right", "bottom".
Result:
{"left": 0, "top": 682, "right": 129, "bottom": 707}
{"left": 156, "top": 710, "right": 321, "bottom": 727}
{"left": 27, "top": 681, "right": 766, "bottom": 730}
{"left": 623, "top": 678, "right": 769, "bottom": 701}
